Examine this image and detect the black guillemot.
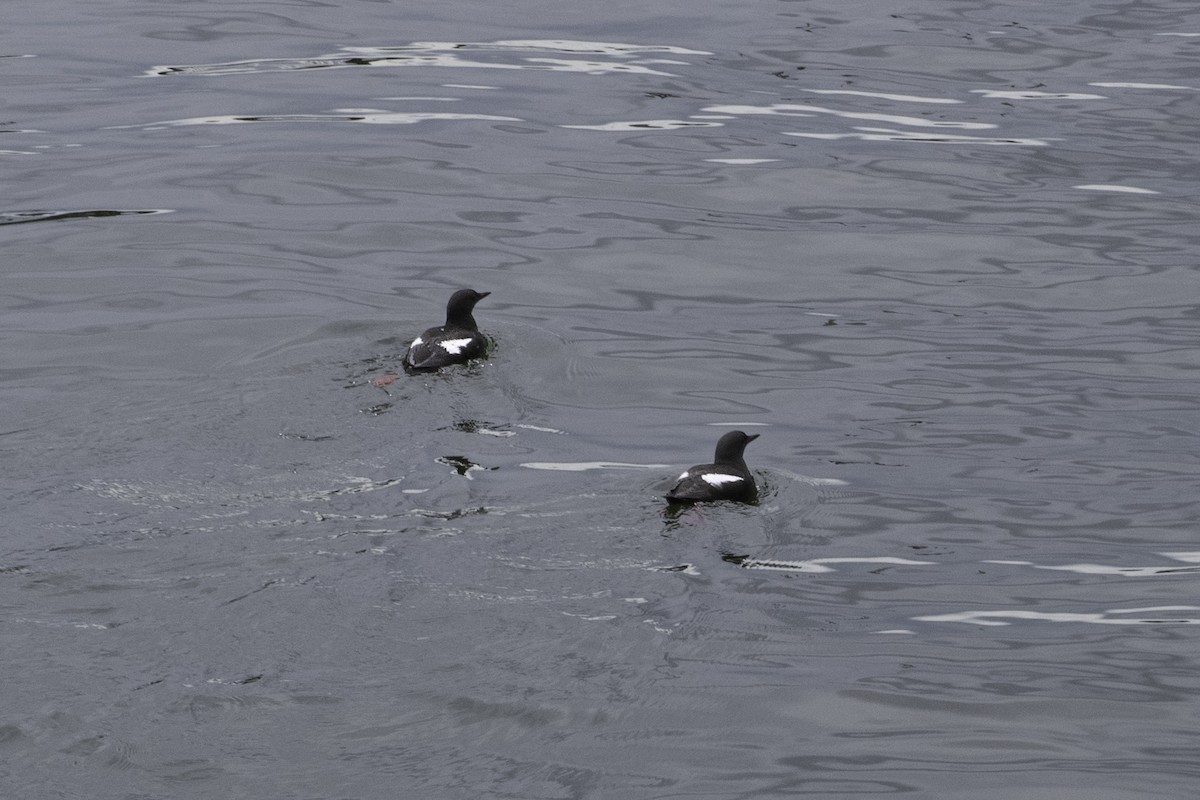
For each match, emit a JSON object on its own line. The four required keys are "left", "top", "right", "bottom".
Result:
{"left": 665, "top": 430, "right": 760, "bottom": 504}
{"left": 403, "top": 289, "right": 491, "bottom": 372}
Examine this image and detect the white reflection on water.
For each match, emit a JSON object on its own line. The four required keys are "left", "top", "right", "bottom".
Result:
{"left": 1161, "top": 552, "right": 1200, "bottom": 562}
{"left": 520, "top": 462, "right": 671, "bottom": 471}
{"left": 375, "top": 96, "right": 462, "bottom": 101}
{"left": 802, "top": 89, "right": 962, "bottom": 104}
{"left": 969, "top": 90, "right": 1106, "bottom": 100}
{"left": 733, "top": 556, "right": 936, "bottom": 573}
{"left": 784, "top": 127, "right": 1053, "bottom": 146}
{"left": 731, "top": 552, "right": 1200, "bottom": 578}
{"left": 1090, "top": 81, "right": 1199, "bottom": 90}
{"left": 986, "top": 553, "right": 1200, "bottom": 576}
{"left": 513, "top": 58, "right": 681, "bottom": 75}
{"left": 561, "top": 120, "right": 723, "bottom": 131}
{"left": 107, "top": 112, "right": 523, "bottom": 130}
{"left": 916, "top": 607, "right": 1200, "bottom": 626}
{"left": 1074, "top": 184, "right": 1160, "bottom": 194}
{"left": 151, "top": 54, "right": 677, "bottom": 77}
{"left": 147, "top": 39, "right": 708, "bottom": 78}
{"left": 703, "top": 103, "right": 996, "bottom": 130}
{"left": 918, "top": 553, "right": 1200, "bottom": 627}
{"left": 514, "top": 424, "right": 565, "bottom": 434}
{"left": 385, "top": 40, "right": 712, "bottom": 55}
{"left": 704, "top": 158, "right": 781, "bottom": 165}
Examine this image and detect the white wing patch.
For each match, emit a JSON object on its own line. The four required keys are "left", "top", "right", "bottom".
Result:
{"left": 439, "top": 337, "right": 474, "bottom": 354}
{"left": 701, "top": 473, "right": 743, "bottom": 487}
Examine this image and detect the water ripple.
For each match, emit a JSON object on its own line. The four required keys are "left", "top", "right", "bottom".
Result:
{"left": 0, "top": 209, "right": 171, "bottom": 225}
{"left": 147, "top": 39, "right": 710, "bottom": 78}
{"left": 562, "top": 120, "right": 723, "bottom": 131}
{"left": 705, "top": 102, "right": 997, "bottom": 130}
{"left": 109, "top": 111, "right": 523, "bottom": 130}
{"left": 917, "top": 607, "right": 1200, "bottom": 626}
{"left": 784, "top": 127, "right": 1054, "bottom": 146}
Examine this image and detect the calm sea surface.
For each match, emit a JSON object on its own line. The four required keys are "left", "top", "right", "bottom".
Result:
{"left": 5, "top": 0, "right": 1200, "bottom": 796}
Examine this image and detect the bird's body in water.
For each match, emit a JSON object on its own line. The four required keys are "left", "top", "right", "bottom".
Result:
{"left": 665, "top": 430, "right": 759, "bottom": 504}
{"left": 404, "top": 289, "right": 491, "bottom": 372}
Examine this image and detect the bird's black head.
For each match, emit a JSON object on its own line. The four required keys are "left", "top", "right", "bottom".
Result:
{"left": 445, "top": 289, "right": 490, "bottom": 328}
{"left": 713, "top": 430, "right": 759, "bottom": 465}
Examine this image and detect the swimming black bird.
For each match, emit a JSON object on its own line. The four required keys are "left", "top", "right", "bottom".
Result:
{"left": 403, "top": 289, "right": 491, "bottom": 371}
{"left": 665, "top": 430, "right": 759, "bottom": 504}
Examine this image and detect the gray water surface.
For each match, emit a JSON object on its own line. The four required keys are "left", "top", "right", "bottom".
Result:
{"left": 5, "top": 0, "right": 1200, "bottom": 797}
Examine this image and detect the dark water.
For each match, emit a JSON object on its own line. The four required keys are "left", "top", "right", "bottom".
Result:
{"left": 5, "top": 0, "right": 1200, "bottom": 796}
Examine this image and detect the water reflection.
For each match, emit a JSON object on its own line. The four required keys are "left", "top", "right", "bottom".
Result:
{"left": 970, "top": 90, "right": 1107, "bottom": 100}
{"left": 704, "top": 102, "right": 997, "bottom": 129}
{"left": 0, "top": 209, "right": 171, "bottom": 225}
{"left": 562, "top": 120, "right": 724, "bottom": 131}
{"left": 1091, "top": 81, "right": 1200, "bottom": 90}
{"left": 917, "top": 607, "right": 1200, "bottom": 626}
{"left": 725, "top": 554, "right": 936, "bottom": 573}
{"left": 109, "top": 111, "right": 523, "bottom": 129}
{"left": 520, "top": 461, "right": 670, "bottom": 471}
{"left": 147, "top": 39, "right": 710, "bottom": 77}
{"left": 1074, "top": 183, "right": 1160, "bottom": 193}
{"left": 784, "top": 128, "right": 1053, "bottom": 145}
{"left": 802, "top": 88, "right": 963, "bottom": 103}
{"left": 985, "top": 555, "right": 1200, "bottom": 577}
